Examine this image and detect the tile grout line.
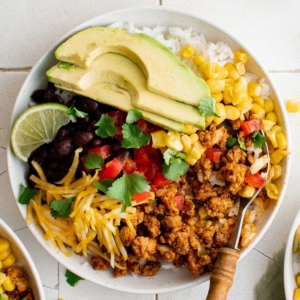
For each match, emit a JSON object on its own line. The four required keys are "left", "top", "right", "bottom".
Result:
{"left": 253, "top": 248, "right": 275, "bottom": 261}
{"left": 159, "top": 0, "right": 162, "bottom": 5}
{"left": 0, "top": 67, "right": 32, "bottom": 72}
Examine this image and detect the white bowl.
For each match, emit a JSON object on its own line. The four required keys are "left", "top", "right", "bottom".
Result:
{"left": 7, "top": 6, "right": 291, "bottom": 294}
{"left": 0, "top": 218, "right": 45, "bottom": 299}
{"left": 284, "top": 210, "right": 300, "bottom": 299}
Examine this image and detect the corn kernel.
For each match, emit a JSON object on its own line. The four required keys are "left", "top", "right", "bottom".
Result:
{"left": 224, "top": 63, "right": 240, "bottom": 81}
{"left": 0, "top": 248, "right": 11, "bottom": 261}
{"left": 214, "top": 103, "right": 226, "bottom": 125}
{"left": 218, "top": 67, "right": 228, "bottom": 80}
{"left": 265, "top": 111, "right": 277, "bottom": 123}
{"left": 166, "top": 132, "right": 183, "bottom": 151}
{"left": 250, "top": 103, "right": 265, "bottom": 119}
{"left": 286, "top": 100, "right": 300, "bottom": 113}
{"left": 3, "top": 276, "right": 14, "bottom": 292}
{"left": 185, "top": 155, "right": 198, "bottom": 165}
{"left": 206, "top": 116, "right": 215, "bottom": 124}
{"left": 276, "top": 133, "right": 287, "bottom": 150}
{"left": 203, "top": 63, "right": 221, "bottom": 79}
{"left": 297, "top": 274, "right": 300, "bottom": 287}
{"left": 238, "top": 186, "right": 256, "bottom": 198}
{"left": 179, "top": 45, "right": 195, "bottom": 58}
{"left": 225, "top": 105, "right": 240, "bottom": 120}
{"left": 192, "top": 141, "right": 206, "bottom": 155}
{"left": 1, "top": 253, "right": 16, "bottom": 268}
{"left": 295, "top": 288, "right": 300, "bottom": 300}
{"left": 223, "top": 87, "right": 234, "bottom": 104}
{"left": 225, "top": 78, "right": 236, "bottom": 89}
{"left": 189, "top": 133, "right": 199, "bottom": 144}
{"left": 0, "top": 272, "right": 6, "bottom": 285}
{"left": 0, "top": 284, "right": 4, "bottom": 293}
{"left": 234, "top": 62, "right": 246, "bottom": 76}
{"left": 234, "top": 51, "right": 248, "bottom": 63}
{"left": 264, "top": 100, "right": 275, "bottom": 113}
{"left": 198, "top": 206, "right": 208, "bottom": 219}
{"left": 271, "top": 164, "right": 283, "bottom": 180}
{"left": 265, "top": 183, "right": 279, "bottom": 200}
{"left": 235, "top": 97, "right": 252, "bottom": 111}
{"left": 0, "top": 239, "right": 10, "bottom": 253}
{"left": 193, "top": 54, "right": 206, "bottom": 66}
{"left": 181, "top": 135, "right": 192, "bottom": 154}
{"left": 234, "top": 81, "right": 247, "bottom": 94}
{"left": 212, "top": 92, "right": 223, "bottom": 103}
{"left": 266, "top": 131, "right": 278, "bottom": 148}
{"left": 247, "top": 82, "right": 262, "bottom": 97}
{"left": 253, "top": 96, "right": 265, "bottom": 108}
{"left": 232, "top": 91, "right": 248, "bottom": 106}
{"left": 207, "top": 79, "right": 225, "bottom": 93}
{"left": 150, "top": 130, "right": 168, "bottom": 148}
{"left": 190, "top": 147, "right": 201, "bottom": 160}
{"left": 270, "top": 149, "right": 290, "bottom": 165}
{"left": 271, "top": 125, "right": 283, "bottom": 134}
{"left": 262, "top": 119, "right": 275, "bottom": 131}
{"left": 184, "top": 124, "right": 198, "bottom": 135}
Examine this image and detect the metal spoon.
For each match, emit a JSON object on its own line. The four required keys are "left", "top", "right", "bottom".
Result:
{"left": 206, "top": 131, "right": 270, "bottom": 300}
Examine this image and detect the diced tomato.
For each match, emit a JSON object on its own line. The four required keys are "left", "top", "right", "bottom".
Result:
{"left": 134, "top": 148, "right": 151, "bottom": 166}
{"left": 152, "top": 172, "right": 172, "bottom": 189}
{"left": 135, "top": 166, "right": 149, "bottom": 176}
{"left": 136, "top": 119, "right": 148, "bottom": 132}
{"left": 146, "top": 122, "right": 163, "bottom": 133}
{"left": 123, "top": 158, "right": 137, "bottom": 174}
{"left": 100, "top": 158, "right": 124, "bottom": 180}
{"left": 114, "top": 125, "right": 123, "bottom": 141}
{"left": 132, "top": 191, "right": 153, "bottom": 203}
{"left": 244, "top": 172, "right": 266, "bottom": 188}
{"left": 145, "top": 159, "right": 162, "bottom": 182}
{"left": 107, "top": 111, "right": 127, "bottom": 125}
{"left": 241, "top": 119, "right": 262, "bottom": 135}
{"left": 174, "top": 194, "right": 185, "bottom": 210}
{"left": 205, "top": 148, "right": 221, "bottom": 162}
{"left": 88, "top": 145, "right": 111, "bottom": 159}
{"left": 141, "top": 144, "right": 160, "bottom": 160}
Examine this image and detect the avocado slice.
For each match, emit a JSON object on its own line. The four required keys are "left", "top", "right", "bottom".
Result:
{"left": 54, "top": 27, "right": 210, "bottom": 107}
{"left": 58, "top": 82, "right": 186, "bottom": 132}
{"left": 47, "top": 53, "right": 205, "bottom": 129}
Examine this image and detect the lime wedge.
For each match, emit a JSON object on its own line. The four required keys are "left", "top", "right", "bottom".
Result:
{"left": 10, "top": 103, "right": 74, "bottom": 162}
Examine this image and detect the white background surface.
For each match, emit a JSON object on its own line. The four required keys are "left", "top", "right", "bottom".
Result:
{"left": 1, "top": 1, "right": 300, "bottom": 299}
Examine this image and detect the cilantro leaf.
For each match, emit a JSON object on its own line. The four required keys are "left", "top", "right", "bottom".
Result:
{"left": 227, "top": 137, "right": 238, "bottom": 148}
{"left": 18, "top": 185, "right": 38, "bottom": 205}
{"left": 238, "top": 139, "right": 247, "bottom": 150}
{"left": 94, "top": 179, "right": 114, "bottom": 193}
{"left": 106, "top": 173, "right": 150, "bottom": 212}
{"left": 49, "top": 197, "right": 76, "bottom": 219}
{"left": 126, "top": 109, "right": 143, "bottom": 124}
{"left": 199, "top": 96, "right": 220, "bottom": 117}
{"left": 121, "top": 123, "right": 150, "bottom": 149}
{"left": 163, "top": 148, "right": 187, "bottom": 165}
{"left": 84, "top": 153, "right": 104, "bottom": 170}
{"left": 162, "top": 160, "right": 189, "bottom": 181}
{"left": 65, "top": 269, "right": 84, "bottom": 287}
{"left": 252, "top": 131, "right": 266, "bottom": 148}
{"left": 95, "top": 114, "right": 116, "bottom": 138}
{"left": 66, "top": 107, "right": 88, "bottom": 119}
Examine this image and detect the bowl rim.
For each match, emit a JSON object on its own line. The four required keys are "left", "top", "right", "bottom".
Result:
{"left": 0, "top": 218, "right": 45, "bottom": 299}
{"left": 6, "top": 5, "right": 291, "bottom": 294}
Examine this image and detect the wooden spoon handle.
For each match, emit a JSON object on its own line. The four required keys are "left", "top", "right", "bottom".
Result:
{"left": 206, "top": 247, "right": 240, "bottom": 300}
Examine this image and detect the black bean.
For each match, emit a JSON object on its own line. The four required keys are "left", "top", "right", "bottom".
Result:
{"left": 53, "top": 139, "right": 73, "bottom": 158}
{"left": 31, "top": 90, "right": 46, "bottom": 103}
{"left": 55, "top": 128, "right": 72, "bottom": 142}
{"left": 48, "top": 160, "right": 59, "bottom": 169}
{"left": 75, "top": 162, "right": 84, "bottom": 179}
{"left": 61, "top": 155, "right": 74, "bottom": 171}
{"left": 52, "top": 170, "right": 67, "bottom": 182}
{"left": 74, "top": 132, "right": 94, "bottom": 147}
{"left": 77, "top": 116, "right": 91, "bottom": 129}
{"left": 92, "top": 108, "right": 102, "bottom": 121}
{"left": 66, "top": 98, "right": 76, "bottom": 108}
{"left": 110, "top": 139, "right": 122, "bottom": 153}
{"left": 86, "top": 120, "right": 98, "bottom": 132}
{"left": 89, "top": 138, "right": 105, "bottom": 148}
{"left": 31, "top": 145, "right": 49, "bottom": 163}
{"left": 115, "top": 149, "right": 131, "bottom": 159}
{"left": 79, "top": 98, "right": 99, "bottom": 113}
{"left": 46, "top": 82, "right": 56, "bottom": 92}
{"left": 44, "top": 92, "right": 63, "bottom": 104}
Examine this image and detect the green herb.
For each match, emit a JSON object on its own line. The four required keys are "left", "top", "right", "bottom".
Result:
{"left": 227, "top": 137, "right": 238, "bottom": 147}
{"left": 162, "top": 160, "right": 189, "bottom": 181}
{"left": 252, "top": 131, "right": 266, "bottom": 148}
{"left": 121, "top": 123, "right": 150, "bottom": 149}
{"left": 95, "top": 114, "right": 116, "bottom": 138}
{"left": 163, "top": 148, "right": 187, "bottom": 165}
{"left": 106, "top": 173, "right": 150, "bottom": 212}
{"left": 18, "top": 185, "right": 38, "bottom": 205}
{"left": 66, "top": 107, "right": 88, "bottom": 119}
{"left": 238, "top": 139, "right": 247, "bottom": 150}
{"left": 94, "top": 179, "right": 114, "bottom": 193}
{"left": 49, "top": 197, "right": 76, "bottom": 219}
{"left": 58, "top": 61, "right": 75, "bottom": 70}
{"left": 65, "top": 269, "right": 84, "bottom": 287}
{"left": 83, "top": 153, "right": 104, "bottom": 170}
{"left": 199, "top": 96, "right": 220, "bottom": 117}
{"left": 126, "top": 109, "right": 143, "bottom": 124}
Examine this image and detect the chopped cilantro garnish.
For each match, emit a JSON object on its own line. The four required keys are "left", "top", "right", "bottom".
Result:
{"left": 106, "top": 173, "right": 150, "bottom": 212}
{"left": 58, "top": 61, "right": 75, "bottom": 70}
{"left": 126, "top": 109, "right": 143, "bottom": 124}
{"left": 227, "top": 137, "right": 238, "bottom": 147}
{"left": 163, "top": 148, "right": 187, "bottom": 165}
{"left": 66, "top": 107, "right": 88, "bottom": 119}
{"left": 18, "top": 185, "right": 38, "bottom": 205}
{"left": 238, "top": 139, "right": 247, "bottom": 150}
{"left": 65, "top": 269, "right": 84, "bottom": 287}
{"left": 95, "top": 114, "right": 116, "bottom": 138}
{"left": 199, "top": 96, "right": 220, "bottom": 117}
{"left": 50, "top": 197, "right": 76, "bottom": 219}
{"left": 83, "top": 153, "right": 104, "bottom": 170}
{"left": 94, "top": 179, "right": 114, "bottom": 193}
{"left": 162, "top": 160, "right": 189, "bottom": 181}
{"left": 121, "top": 123, "right": 150, "bottom": 149}
{"left": 252, "top": 131, "right": 266, "bottom": 148}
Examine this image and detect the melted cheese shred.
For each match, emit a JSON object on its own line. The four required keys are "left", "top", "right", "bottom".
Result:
{"left": 26, "top": 148, "right": 139, "bottom": 268}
